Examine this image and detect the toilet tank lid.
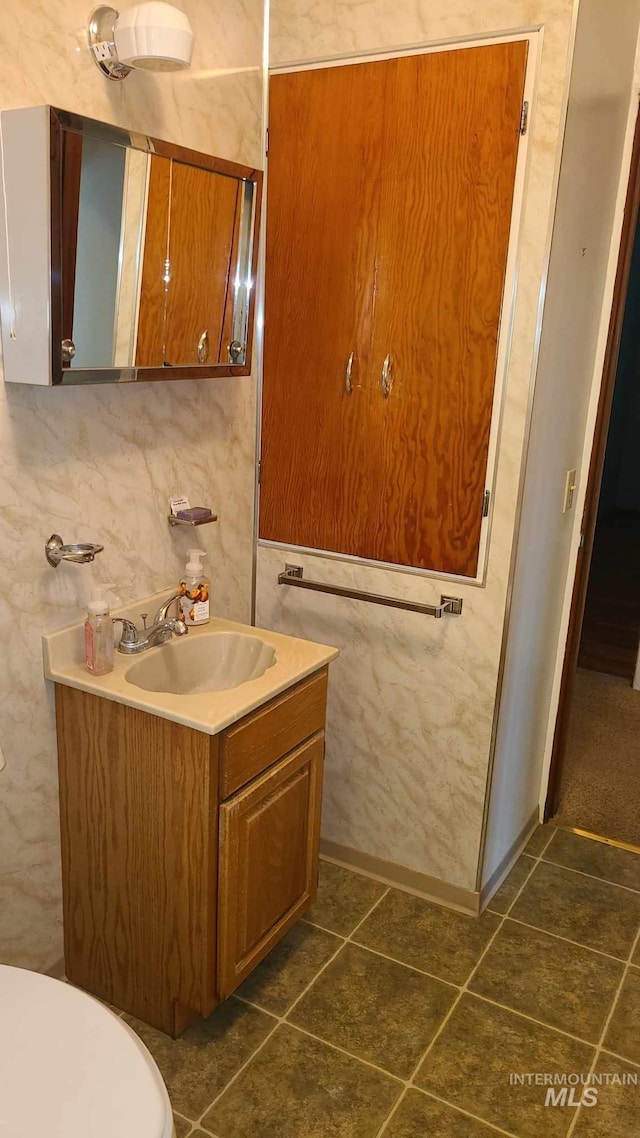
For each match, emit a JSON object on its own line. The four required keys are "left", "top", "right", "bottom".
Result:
{"left": 0, "top": 965, "right": 173, "bottom": 1138}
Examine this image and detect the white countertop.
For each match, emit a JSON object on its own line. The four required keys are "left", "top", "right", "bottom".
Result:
{"left": 43, "top": 588, "right": 339, "bottom": 736}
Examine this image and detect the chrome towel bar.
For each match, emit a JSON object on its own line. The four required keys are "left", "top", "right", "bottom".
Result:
{"left": 277, "top": 565, "right": 463, "bottom": 618}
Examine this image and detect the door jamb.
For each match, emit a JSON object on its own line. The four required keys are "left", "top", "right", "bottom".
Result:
{"left": 544, "top": 100, "right": 640, "bottom": 820}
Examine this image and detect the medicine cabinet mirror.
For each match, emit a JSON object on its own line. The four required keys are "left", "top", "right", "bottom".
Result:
{"left": 0, "top": 107, "right": 262, "bottom": 385}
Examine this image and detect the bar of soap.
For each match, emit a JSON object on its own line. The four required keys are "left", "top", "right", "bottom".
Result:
{"left": 176, "top": 507, "right": 212, "bottom": 522}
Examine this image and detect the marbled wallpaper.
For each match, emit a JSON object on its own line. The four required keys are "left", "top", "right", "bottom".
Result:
{"left": 257, "top": 0, "right": 579, "bottom": 892}
{"left": 0, "top": 0, "right": 264, "bottom": 969}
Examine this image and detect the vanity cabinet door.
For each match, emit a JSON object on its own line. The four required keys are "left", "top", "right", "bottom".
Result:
{"left": 217, "top": 732, "right": 324, "bottom": 998}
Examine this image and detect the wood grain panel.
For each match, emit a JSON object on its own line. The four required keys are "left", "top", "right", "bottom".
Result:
{"left": 217, "top": 732, "right": 324, "bottom": 998}
{"left": 260, "top": 63, "right": 387, "bottom": 554}
{"left": 365, "top": 42, "right": 528, "bottom": 575}
{"left": 163, "top": 161, "right": 240, "bottom": 366}
{"left": 260, "top": 44, "right": 527, "bottom": 575}
{"left": 220, "top": 668, "right": 328, "bottom": 797}
{"left": 136, "top": 154, "right": 170, "bottom": 367}
{"left": 55, "top": 685, "right": 218, "bottom": 1035}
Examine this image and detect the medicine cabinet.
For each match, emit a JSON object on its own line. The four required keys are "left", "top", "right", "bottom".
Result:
{"left": 0, "top": 107, "right": 262, "bottom": 385}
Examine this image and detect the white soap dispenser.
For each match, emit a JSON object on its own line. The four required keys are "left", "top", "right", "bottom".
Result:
{"left": 179, "top": 549, "right": 210, "bottom": 625}
{"left": 84, "top": 586, "right": 114, "bottom": 675}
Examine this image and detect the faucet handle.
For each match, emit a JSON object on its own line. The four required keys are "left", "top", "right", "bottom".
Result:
{"left": 112, "top": 617, "right": 138, "bottom": 645}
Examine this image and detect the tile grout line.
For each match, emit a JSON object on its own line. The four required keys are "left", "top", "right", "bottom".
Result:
{"left": 424, "top": 848, "right": 541, "bottom": 1046}
{"left": 346, "top": 936, "right": 462, "bottom": 987}
{"left": 172, "top": 1111, "right": 192, "bottom": 1134}
{"left": 530, "top": 827, "right": 559, "bottom": 859}
{"left": 491, "top": 913, "right": 631, "bottom": 964}
{"left": 369, "top": 1082, "right": 523, "bottom": 1138}
{"left": 467, "top": 990, "right": 612, "bottom": 1051}
{"left": 367, "top": 1086, "right": 409, "bottom": 1138}
{"left": 342, "top": 934, "right": 623, "bottom": 1050}
{"left": 566, "top": 922, "right": 640, "bottom": 1138}
{"left": 372, "top": 836, "right": 545, "bottom": 1138}
{"left": 599, "top": 1046, "right": 640, "bottom": 1070}
{"left": 416, "top": 1087, "right": 524, "bottom": 1138}
{"left": 302, "top": 916, "right": 348, "bottom": 935}
{"left": 540, "top": 854, "right": 640, "bottom": 896}
{"left": 192, "top": 887, "right": 392, "bottom": 1134}
{"left": 351, "top": 911, "right": 627, "bottom": 976}
{"left": 259, "top": 1016, "right": 407, "bottom": 1082}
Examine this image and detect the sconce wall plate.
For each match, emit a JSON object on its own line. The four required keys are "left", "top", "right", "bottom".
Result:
{"left": 88, "top": 6, "right": 132, "bottom": 81}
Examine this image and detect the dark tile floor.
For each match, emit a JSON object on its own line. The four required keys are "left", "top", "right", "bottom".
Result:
{"left": 124, "top": 826, "right": 640, "bottom": 1137}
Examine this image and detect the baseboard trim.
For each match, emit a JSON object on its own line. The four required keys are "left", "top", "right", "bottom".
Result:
{"left": 479, "top": 806, "right": 540, "bottom": 909}
{"left": 319, "top": 839, "right": 481, "bottom": 916}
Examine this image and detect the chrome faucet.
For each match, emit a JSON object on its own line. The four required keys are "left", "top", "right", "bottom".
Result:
{"left": 112, "top": 594, "right": 188, "bottom": 655}
{"left": 153, "top": 593, "right": 184, "bottom": 623}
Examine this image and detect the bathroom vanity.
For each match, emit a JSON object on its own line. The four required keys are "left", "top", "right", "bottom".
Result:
{"left": 44, "top": 597, "right": 337, "bottom": 1036}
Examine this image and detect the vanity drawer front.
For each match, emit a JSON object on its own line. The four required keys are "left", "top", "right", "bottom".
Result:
{"left": 219, "top": 667, "right": 328, "bottom": 798}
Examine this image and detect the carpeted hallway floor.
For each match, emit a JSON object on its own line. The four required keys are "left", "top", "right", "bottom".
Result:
{"left": 554, "top": 668, "right": 640, "bottom": 846}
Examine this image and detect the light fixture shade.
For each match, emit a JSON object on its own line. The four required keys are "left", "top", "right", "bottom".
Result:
{"left": 114, "top": 2, "right": 193, "bottom": 71}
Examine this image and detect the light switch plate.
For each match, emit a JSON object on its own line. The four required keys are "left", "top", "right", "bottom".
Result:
{"left": 563, "top": 469, "right": 577, "bottom": 513}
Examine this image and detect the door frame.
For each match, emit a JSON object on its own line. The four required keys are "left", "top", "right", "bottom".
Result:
{"left": 544, "top": 101, "right": 640, "bottom": 819}
{"left": 256, "top": 29, "right": 543, "bottom": 588}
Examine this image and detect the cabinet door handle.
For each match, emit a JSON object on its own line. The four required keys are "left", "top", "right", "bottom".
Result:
{"left": 380, "top": 353, "right": 393, "bottom": 398}
{"left": 197, "top": 330, "right": 209, "bottom": 364}
{"left": 344, "top": 351, "right": 354, "bottom": 395}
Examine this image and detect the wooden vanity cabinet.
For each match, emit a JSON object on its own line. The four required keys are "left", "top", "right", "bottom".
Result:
{"left": 55, "top": 667, "right": 328, "bottom": 1037}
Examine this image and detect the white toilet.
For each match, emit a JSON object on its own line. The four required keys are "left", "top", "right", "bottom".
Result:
{"left": 0, "top": 965, "right": 175, "bottom": 1137}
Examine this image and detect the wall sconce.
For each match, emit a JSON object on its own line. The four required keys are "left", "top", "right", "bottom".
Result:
{"left": 88, "top": 2, "right": 194, "bottom": 80}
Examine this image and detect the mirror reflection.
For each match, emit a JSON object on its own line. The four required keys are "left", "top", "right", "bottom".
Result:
{"left": 61, "top": 130, "right": 255, "bottom": 372}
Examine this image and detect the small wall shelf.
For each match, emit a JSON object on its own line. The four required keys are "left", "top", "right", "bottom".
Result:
{"left": 167, "top": 513, "right": 218, "bottom": 528}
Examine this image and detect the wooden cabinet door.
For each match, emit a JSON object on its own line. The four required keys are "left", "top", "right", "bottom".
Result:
{"left": 217, "top": 732, "right": 324, "bottom": 998}
{"left": 164, "top": 162, "right": 240, "bottom": 366}
{"left": 260, "top": 43, "right": 528, "bottom": 575}
{"left": 136, "top": 158, "right": 240, "bottom": 367}
{"left": 260, "top": 64, "right": 386, "bottom": 555}
{"left": 364, "top": 42, "right": 528, "bottom": 575}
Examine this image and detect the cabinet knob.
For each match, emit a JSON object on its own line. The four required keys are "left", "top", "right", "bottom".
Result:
{"left": 197, "top": 330, "right": 209, "bottom": 364}
{"left": 380, "top": 353, "right": 393, "bottom": 398}
{"left": 344, "top": 351, "right": 354, "bottom": 395}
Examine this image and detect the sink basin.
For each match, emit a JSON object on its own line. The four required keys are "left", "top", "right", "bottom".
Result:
{"left": 125, "top": 632, "right": 276, "bottom": 695}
